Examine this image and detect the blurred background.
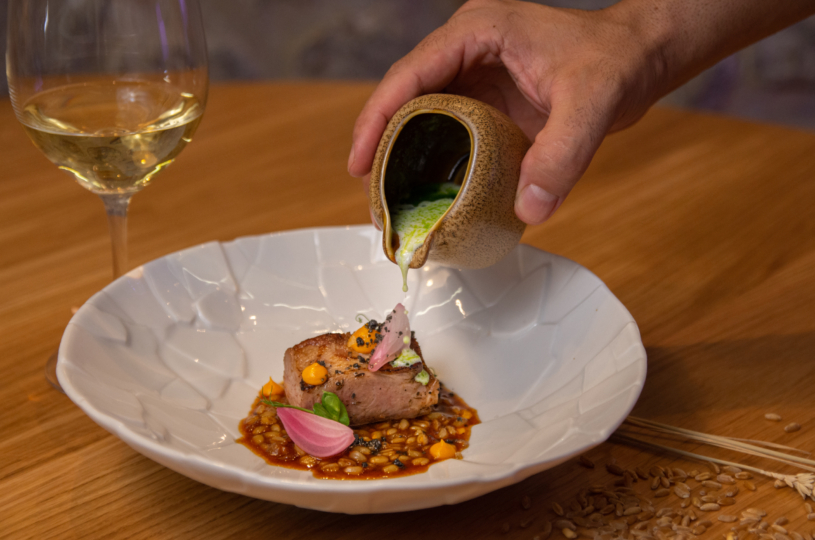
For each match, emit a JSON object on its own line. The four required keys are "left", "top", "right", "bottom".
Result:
{"left": 2, "top": 0, "right": 814, "bottom": 130}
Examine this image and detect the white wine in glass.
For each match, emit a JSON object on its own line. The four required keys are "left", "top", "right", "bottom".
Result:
{"left": 6, "top": 0, "right": 209, "bottom": 390}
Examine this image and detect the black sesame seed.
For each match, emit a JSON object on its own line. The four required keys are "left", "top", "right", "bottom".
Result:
{"left": 444, "top": 439, "right": 456, "bottom": 444}
{"left": 393, "top": 458, "right": 405, "bottom": 469}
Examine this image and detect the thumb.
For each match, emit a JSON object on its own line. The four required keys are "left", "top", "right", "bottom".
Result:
{"left": 514, "top": 96, "right": 614, "bottom": 225}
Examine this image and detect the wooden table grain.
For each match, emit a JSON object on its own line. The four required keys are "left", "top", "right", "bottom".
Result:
{"left": 2, "top": 82, "right": 815, "bottom": 539}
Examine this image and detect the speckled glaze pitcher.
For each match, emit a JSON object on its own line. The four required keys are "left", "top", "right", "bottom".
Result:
{"left": 369, "top": 94, "right": 531, "bottom": 270}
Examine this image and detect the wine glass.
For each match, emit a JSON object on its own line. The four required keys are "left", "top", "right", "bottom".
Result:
{"left": 6, "top": 0, "right": 209, "bottom": 390}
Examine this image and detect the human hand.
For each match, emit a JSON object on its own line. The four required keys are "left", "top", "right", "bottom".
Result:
{"left": 347, "top": 0, "right": 666, "bottom": 225}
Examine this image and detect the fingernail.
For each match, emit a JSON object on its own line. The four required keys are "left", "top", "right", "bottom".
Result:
{"left": 515, "top": 184, "right": 561, "bottom": 225}
{"left": 347, "top": 145, "right": 356, "bottom": 174}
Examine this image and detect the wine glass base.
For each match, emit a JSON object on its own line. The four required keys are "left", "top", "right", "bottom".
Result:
{"left": 45, "top": 351, "right": 64, "bottom": 392}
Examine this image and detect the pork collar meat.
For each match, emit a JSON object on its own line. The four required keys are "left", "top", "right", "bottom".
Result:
{"left": 282, "top": 332, "right": 439, "bottom": 426}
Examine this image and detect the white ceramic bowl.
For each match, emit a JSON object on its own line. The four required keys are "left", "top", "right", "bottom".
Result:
{"left": 57, "top": 226, "right": 646, "bottom": 514}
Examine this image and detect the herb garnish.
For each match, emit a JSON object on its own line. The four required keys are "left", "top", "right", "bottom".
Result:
{"left": 263, "top": 391, "right": 350, "bottom": 426}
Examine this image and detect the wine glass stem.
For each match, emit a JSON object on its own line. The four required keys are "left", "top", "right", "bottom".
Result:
{"left": 100, "top": 193, "right": 133, "bottom": 280}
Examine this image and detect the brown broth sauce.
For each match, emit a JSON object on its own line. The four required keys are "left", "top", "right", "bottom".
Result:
{"left": 238, "top": 384, "right": 479, "bottom": 479}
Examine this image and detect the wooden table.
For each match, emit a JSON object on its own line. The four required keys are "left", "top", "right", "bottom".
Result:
{"left": 3, "top": 82, "right": 815, "bottom": 539}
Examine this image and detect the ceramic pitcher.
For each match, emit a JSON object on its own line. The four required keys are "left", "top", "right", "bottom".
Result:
{"left": 368, "top": 94, "right": 532, "bottom": 270}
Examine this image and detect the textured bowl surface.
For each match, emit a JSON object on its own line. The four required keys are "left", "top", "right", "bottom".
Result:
{"left": 57, "top": 226, "right": 646, "bottom": 514}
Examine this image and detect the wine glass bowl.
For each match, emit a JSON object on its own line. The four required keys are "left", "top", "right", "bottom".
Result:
{"left": 7, "top": 0, "right": 208, "bottom": 197}
{"left": 6, "top": 0, "right": 209, "bottom": 389}
{"left": 18, "top": 79, "right": 204, "bottom": 194}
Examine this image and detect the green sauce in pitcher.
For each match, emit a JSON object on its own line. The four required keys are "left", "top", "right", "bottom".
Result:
{"left": 392, "top": 182, "right": 460, "bottom": 292}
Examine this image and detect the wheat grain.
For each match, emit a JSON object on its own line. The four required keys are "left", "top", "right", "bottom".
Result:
{"left": 540, "top": 520, "right": 552, "bottom": 539}
{"left": 554, "top": 519, "right": 576, "bottom": 531}
{"left": 718, "top": 474, "right": 737, "bottom": 484}
{"left": 578, "top": 455, "right": 595, "bottom": 469}
{"left": 606, "top": 462, "right": 625, "bottom": 476}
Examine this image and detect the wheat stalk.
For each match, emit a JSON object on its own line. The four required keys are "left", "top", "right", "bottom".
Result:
{"left": 622, "top": 416, "right": 815, "bottom": 471}
{"left": 613, "top": 419, "right": 815, "bottom": 502}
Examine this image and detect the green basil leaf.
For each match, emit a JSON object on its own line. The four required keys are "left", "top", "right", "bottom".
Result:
{"left": 321, "top": 392, "right": 341, "bottom": 418}
{"left": 312, "top": 402, "right": 329, "bottom": 419}
{"left": 322, "top": 391, "right": 350, "bottom": 425}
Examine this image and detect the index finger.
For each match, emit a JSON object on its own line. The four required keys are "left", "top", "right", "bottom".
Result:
{"left": 347, "top": 30, "right": 470, "bottom": 178}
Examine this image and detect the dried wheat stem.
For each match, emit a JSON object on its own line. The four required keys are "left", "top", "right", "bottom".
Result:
{"left": 729, "top": 437, "right": 811, "bottom": 456}
{"left": 616, "top": 425, "right": 815, "bottom": 473}
{"left": 612, "top": 432, "right": 766, "bottom": 474}
{"left": 612, "top": 432, "right": 815, "bottom": 502}
{"left": 624, "top": 416, "right": 815, "bottom": 470}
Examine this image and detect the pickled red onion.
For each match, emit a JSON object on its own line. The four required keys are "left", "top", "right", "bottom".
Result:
{"left": 276, "top": 408, "right": 354, "bottom": 458}
{"left": 368, "top": 303, "right": 410, "bottom": 372}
